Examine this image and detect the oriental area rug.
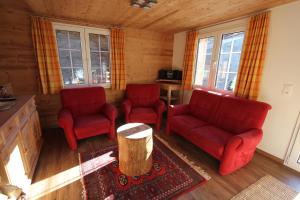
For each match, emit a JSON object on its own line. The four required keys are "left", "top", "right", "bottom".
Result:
{"left": 79, "top": 136, "right": 210, "bottom": 200}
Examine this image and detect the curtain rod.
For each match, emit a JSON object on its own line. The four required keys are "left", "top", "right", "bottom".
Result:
{"left": 188, "top": 9, "right": 270, "bottom": 32}
{"left": 31, "top": 15, "right": 123, "bottom": 29}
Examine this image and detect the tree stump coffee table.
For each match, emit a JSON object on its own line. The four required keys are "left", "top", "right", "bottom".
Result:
{"left": 117, "top": 123, "right": 153, "bottom": 176}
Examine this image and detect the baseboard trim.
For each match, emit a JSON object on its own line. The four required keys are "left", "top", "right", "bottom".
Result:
{"left": 255, "top": 148, "right": 284, "bottom": 164}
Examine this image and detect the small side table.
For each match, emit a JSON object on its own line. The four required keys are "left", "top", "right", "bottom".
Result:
{"left": 117, "top": 123, "right": 153, "bottom": 176}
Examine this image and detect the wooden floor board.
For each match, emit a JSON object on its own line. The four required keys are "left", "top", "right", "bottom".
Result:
{"left": 30, "top": 126, "right": 300, "bottom": 200}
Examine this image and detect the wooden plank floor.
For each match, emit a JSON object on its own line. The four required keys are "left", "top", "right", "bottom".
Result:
{"left": 31, "top": 127, "right": 300, "bottom": 200}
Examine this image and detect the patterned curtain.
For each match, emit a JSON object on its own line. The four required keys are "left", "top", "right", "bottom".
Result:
{"left": 182, "top": 31, "right": 199, "bottom": 90}
{"left": 110, "top": 28, "right": 126, "bottom": 90}
{"left": 234, "top": 12, "right": 270, "bottom": 100}
{"left": 31, "top": 16, "right": 62, "bottom": 95}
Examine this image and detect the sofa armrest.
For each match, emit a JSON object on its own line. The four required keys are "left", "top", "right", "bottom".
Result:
{"left": 58, "top": 109, "right": 77, "bottom": 150}
{"left": 168, "top": 104, "right": 190, "bottom": 117}
{"left": 220, "top": 129, "right": 263, "bottom": 175}
{"left": 154, "top": 100, "right": 165, "bottom": 114}
{"left": 102, "top": 103, "right": 118, "bottom": 121}
{"left": 166, "top": 104, "right": 190, "bottom": 134}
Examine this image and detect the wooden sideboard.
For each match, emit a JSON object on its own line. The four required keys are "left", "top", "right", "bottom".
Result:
{"left": 0, "top": 96, "right": 42, "bottom": 192}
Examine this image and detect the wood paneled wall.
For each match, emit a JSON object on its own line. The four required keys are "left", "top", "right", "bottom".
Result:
{"left": 0, "top": 1, "right": 173, "bottom": 128}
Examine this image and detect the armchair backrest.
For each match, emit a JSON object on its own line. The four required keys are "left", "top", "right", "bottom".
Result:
{"left": 125, "top": 84, "right": 160, "bottom": 107}
{"left": 60, "top": 87, "right": 106, "bottom": 117}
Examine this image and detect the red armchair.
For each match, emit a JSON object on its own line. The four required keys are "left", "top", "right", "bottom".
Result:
{"left": 58, "top": 87, "right": 117, "bottom": 150}
{"left": 122, "top": 84, "right": 165, "bottom": 131}
{"left": 166, "top": 90, "right": 271, "bottom": 175}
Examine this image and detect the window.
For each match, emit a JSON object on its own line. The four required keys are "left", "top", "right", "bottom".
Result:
{"left": 194, "top": 25, "right": 246, "bottom": 92}
{"left": 54, "top": 23, "right": 110, "bottom": 87}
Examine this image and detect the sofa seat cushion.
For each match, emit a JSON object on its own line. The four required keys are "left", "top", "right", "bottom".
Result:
{"left": 190, "top": 126, "right": 234, "bottom": 159}
{"left": 129, "top": 107, "right": 157, "bottom": 123}
{"left": 170, "top": 115, "right": 207, "bottom": 137}
{"left": 74, "top": 114, "right": 110, "bottom": 139}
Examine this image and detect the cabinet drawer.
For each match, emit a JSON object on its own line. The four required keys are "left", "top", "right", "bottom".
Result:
{"left": 0, "top": 118, "right": 19, "bottom": 148}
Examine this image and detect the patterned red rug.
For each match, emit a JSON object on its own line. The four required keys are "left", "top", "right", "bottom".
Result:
{"left": 79, "top": 137, "right": 208, "bottom": 200}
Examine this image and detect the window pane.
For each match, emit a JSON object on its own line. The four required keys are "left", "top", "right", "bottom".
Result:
{"left": 56, "top": 29, "right": 86, "bottom": 85}
{"left": 71, "top": 51, "right": 83, "bottom": 68}
{"left": 69, "top": 31, "right": 81, "bottom": 50}
{"left": 232, "top": 33, "right": 244, "bottom": 52}
{"left": 88, "top": 33, "right": 110, "bottom": 84}
{"left": 226, "top": 73, "right": 237, "bottom": 91}
{"left": 229, "top": 53, "right": 241, "bottom": 72}
{"left": 101, "top": 52, "right": 109, "bottom": 69}
{"left": 58, "top": 50, "right": 71, "bottom": 68}
{"left": 215, "top": 32, "right": 245, "bottom": 91}
{"left": 100, "top": 35, "right": 109, "bottom": 51}
{"left": 91, "top": 52, "right": 100, "bottom": 67}
{"left": 218, "top": 54, "right": 230, "bottom": 73}
{"left": 73, "top": 68, "right": 85, "bottom": 84}
{"left": 56, "top": 30, "right": 68, "bottom": 49}
{"left": 61, "top": 68, "right": 73, "bottom": 85}
{"left": 89, "top": 33, "right": 99, "bottom": 51}
{"left": 194, "top": 37, "right": 215, "bottom": 87}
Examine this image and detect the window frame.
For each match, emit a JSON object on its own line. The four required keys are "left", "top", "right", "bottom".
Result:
{"left": 53, "top": 22, "right": 111, "bottom": 88}
{"left": 193, "top": 20, "right": 248, "bottom": 94}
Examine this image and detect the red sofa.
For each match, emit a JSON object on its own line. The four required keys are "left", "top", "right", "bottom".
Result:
{"left": 122, "top": 84, "right": 165, "bottom": 131}
{"left": 166, "top": 90, "right": 271, "bottom": 175}
{"left": 58, "top": 87, "right": 117, "bottom": 150}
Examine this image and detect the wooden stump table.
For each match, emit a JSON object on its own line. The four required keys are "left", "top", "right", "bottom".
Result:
{"left": 117, "top": 123, "right": 153, "bottom": 176}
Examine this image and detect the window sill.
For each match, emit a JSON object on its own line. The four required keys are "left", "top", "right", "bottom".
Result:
{"left": 192, "top": 85, "right": 235, "bottom": 97}
{"left": 63, "top": 83, "right": 111, "bottom": 89}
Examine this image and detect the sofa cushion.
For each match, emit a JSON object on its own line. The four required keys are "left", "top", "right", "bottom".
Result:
{"left": 170, "top": 115, "right": 207, "bottom": 137}
{"left": 189, "top": 90, "right": 222, "bottom": 123}
{"left": 130, "top": 107, "right": 157, "bottom": 123}
{"left": 126, "top": 84, "right": 160, "bottom": 107}
{"left": 74, "top": 114, "right": 110, "bottom": 139}
{"left": 214, "top": 96, "right": 271, "bottom": 134}
{"left": 190, "top": 126, "right": 234, "bottom": 159}
{"left": 61, "top": 87, "right": 106, "bottom": 117}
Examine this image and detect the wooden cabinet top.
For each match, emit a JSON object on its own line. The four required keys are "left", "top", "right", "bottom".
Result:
{"left": 0, "top": 95, "right": 34, "bottom": 128}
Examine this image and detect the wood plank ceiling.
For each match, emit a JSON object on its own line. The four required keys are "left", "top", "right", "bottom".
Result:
{"left": 24, "top": 0, "right": 295, "bottom": 32}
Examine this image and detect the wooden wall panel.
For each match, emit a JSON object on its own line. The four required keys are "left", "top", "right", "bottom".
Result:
{"left": 0, "top": 1, "right": 173, "bottom": 128}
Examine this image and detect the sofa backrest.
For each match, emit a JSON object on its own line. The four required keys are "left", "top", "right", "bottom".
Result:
{"left": 189, "top": 90, "right": 222, "bottom": 123}
{"left": 214, "top": 96, "right": 271, "bottom": 134}
{"left": 60, "top": 87, "right": 106, "bottom": 117}
{"left": 126, "top": 84, "right": 160, "bottom": 107}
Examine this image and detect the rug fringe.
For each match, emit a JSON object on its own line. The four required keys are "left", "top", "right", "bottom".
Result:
{"left": 155, "top": 135, "right": 211, "bottom": 180}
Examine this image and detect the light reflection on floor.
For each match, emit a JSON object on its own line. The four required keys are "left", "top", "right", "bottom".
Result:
{"left": 29, "top": 151, "right": 116, "bottom": 200}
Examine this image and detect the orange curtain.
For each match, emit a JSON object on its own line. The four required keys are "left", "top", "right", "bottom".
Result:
{"left": 182, "top": 31, "right": 199, "bottom": 90}
{"left": 110, "top": 28, "right": 126, "bottom": 90}
{"left": 234, "top": 12, "right": 270, "bottom": 100}
{"left": 31, "top": 16, "right": 62, "bottom": 95}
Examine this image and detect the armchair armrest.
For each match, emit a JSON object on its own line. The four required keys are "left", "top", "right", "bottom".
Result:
{"left": 102, "top": 103, "right": 118, "bottom": 121}
{"left": 154, "top": 100, "right": 165, "bottom": 114}
{"left": 58, "top": 109, "right": 74, "bottom": 129}
{"left": 122, "top": 99, "right": 132, "bottom": 122}
{"left": 122, "top": 99, "right": 132, "bottom": 114}
{"left": 220, "top": 129, "right": 263, "bottom": 175}
{"left": 58, "top": 109, "right": 77, "bottom": 150}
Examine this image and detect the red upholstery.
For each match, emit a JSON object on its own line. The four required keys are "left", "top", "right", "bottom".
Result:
{"left": 189, "top": 126, "right": 233, "bottom": 159}
{"left": 166, "top": 89, "right": 271, "bottom": 175}
{"left": 58, "top": 87, "right": 117, "bottom": 150}
{"left": 122, "top": 84, "right": 165, "bottom": 131}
